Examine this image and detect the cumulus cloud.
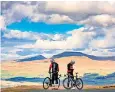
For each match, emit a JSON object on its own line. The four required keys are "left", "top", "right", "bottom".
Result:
{"left": 16, "top": 27, "right": 96, "bottom": 50}
{"left": 82, "top": 48, "right": 115, "bottom": 56}
{"left": 1, "top": 1, "right": 74, "bottom": 25}
{"left": 90, "top": 26, "right": 115, "bottom": 49}
{"left": 1, "top": 53, "right": 20, "bottom": 61}
{"left": 1, "top": 1, "right": 115, "bottom": 60}
{"left": 14, "top": 26, "right": 115, "bottom": 57}
{"left": 0, "top": 16, "right": 6, "bottom": 30}
{"left": 2, "top": 2, "right": 36, "bottom": 24}
{"left": 79, "top": 14, "right": 115, "bottom": 27}
{"left": 2, "top": 29, "right": 65, "bottom": 41}
{"left": 46, "top": 14, "right": 73, "bottom": 24}
{"left": 44, "top": 1, "right": 115, "bottom": 27}
{"left": 53, "top": 34, "right": 64, "bottom": 41}
{"left": 1, "top": 47, "right": 23, "bottom": 60}
{"left": 45, "top": 1, "right": 115, "bottom": 15}
{"left": 1, "top": 1, "right": 115, "bottom": 26}
{"left": 3, "top": 30, "right": 41, "bottom": 40}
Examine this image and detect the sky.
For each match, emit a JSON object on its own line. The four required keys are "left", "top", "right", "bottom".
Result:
{"left": 0, "top": 1, "right": 115, "bottom": 60}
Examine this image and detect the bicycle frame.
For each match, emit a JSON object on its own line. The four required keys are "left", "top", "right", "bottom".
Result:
{"left": 66, "top": 73, "right": 79, "bottom": 85}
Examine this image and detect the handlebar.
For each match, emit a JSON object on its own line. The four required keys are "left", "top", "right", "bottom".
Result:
{"left": 64, "top": 72, "right": 78, "bottom": 77}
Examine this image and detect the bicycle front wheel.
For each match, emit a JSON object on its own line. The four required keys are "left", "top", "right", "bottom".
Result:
{"left": 43, "top": 77, "right": 51, "bottom": 90}
{"left": 63, "top": 77, "right": 73, "bottom": 89}
{"left": 76, "top": 78, "right": 83, "bottom": 90}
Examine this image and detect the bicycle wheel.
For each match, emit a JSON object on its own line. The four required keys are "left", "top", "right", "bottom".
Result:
{"left": 43, "top": 77, "right": 51, "bottom": 89}
{"left": 75, "top": 78, "right": 83, "bottom": 90}
{"left": 63, "top": 77, "right": 73, "bottom": 89}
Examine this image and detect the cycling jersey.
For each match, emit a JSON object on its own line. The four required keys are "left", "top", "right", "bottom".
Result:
{"left": 67, "top": 63, "right": 74, "bottom": 73}
{"left": 49, "top": 62, "right": 59, "bottom": 84}
{"left": 49, "top": 62, "right": 59, "bottom": 73}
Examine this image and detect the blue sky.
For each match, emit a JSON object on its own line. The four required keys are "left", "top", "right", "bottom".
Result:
{"left": 7, "top": 18, "right": 83, "bottom": 34}
{"left": 1, "top": 1, "right": 115, "bottom": 60}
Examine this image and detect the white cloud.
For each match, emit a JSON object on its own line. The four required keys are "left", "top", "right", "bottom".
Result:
{"left": 3, "top": 3, "right": 36, "bottom": 24}
{"left": 30, "top": 13, "right": 47, "bottom": 22}
{"left": 82, "top": 48, "right": 115, "bottom": 56}
{"left": 3, "top": 30, "right": 41, "bottom": 40}
{"left": 79, "top": 14, "right": 115, "bottom": 27}
{"left": 2, "top": 1, "right": 115, "bottom": 26}
{"left": 1, "top": 52, "right": 40, "bottom": 61}
{"left": 14, "top": 26, "right": 115, "bottom": 57}
{"left": 0, "top": 16, "right": 6, "bottom": 30}
{"left": 44, "top": 1, "right": 115, "bottom": 24}
{"left": 3, "top": 29, "right": 65, "bottom": 41}
{"left": 46, "top": 1, "right": 115, "bottom": 14}
{"left": 16, "top": 27, "right": 96, "bottom": 50}
{"left": 30, "top": 13, "right": 73, "bottom": 24}
{"left": 90, "top": 27, "right": 115, "bottom": 49}
{"left": 1, "top": 47, "right": 22, "bottom": 60}
{"left": 53, "top": 34, "right": 64, "bottom": 41}
{"left": 1, "top": 1, "right": 115, "bottom": 59}
{"left": 47, "top": 14, "right": 73, "bottom": 24}
{"left": 1, "top": 52, "right": 21, "bottom": 61}
{"left": 2, "top": 2, "right": 74, "bottom": 25}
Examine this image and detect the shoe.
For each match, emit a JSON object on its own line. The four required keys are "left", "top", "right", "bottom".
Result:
{"left": 52, "top": 84, "right": 55, "bottom": 87}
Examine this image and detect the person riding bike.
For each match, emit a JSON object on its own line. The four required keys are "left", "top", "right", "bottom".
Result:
{"left": 49, "top": 58, "right": 59, "bottom": 85}
{"left": 67, "top": 60, "right": 75, "bottom": 79}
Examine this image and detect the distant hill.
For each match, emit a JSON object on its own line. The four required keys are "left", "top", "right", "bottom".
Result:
{"left": 5, "top": 77, "right": 44, "bottom": 82}
{"left": 17, "top": 55, "right": 46, "bottom": 62}
{"left": 4, "top": 72, "right": 115, "bottom": 85}
{"left": 52, "top": 51, "right": 115, "bottom": 61}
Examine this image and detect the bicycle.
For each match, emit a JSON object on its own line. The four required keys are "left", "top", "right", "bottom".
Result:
{"left": 63, "top": 72, "right": 83, "bottom": 90}
{"left": 43, "top": 72, "right": 61, "bottom": 90}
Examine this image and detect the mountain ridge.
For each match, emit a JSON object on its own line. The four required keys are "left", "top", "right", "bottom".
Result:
{"left": 17, "top": 51, "right": 115, "bottom": 62}
{"left": 52, "top": 51, "right": 115, "bottom": 61}
{"left": 17, "top": 55, "right": 46, "bottom": 62}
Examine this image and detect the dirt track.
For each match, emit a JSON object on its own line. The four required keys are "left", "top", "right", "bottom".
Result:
{"left": 2, "top": 89, "right": 115, "bottom": 92}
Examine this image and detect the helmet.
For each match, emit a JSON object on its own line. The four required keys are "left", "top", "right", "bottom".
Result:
{"left": 70, "top": 60, "right": 75, "bottom": 64}
{"left": 50, "top": 58, "right": 55, "bottom": 62}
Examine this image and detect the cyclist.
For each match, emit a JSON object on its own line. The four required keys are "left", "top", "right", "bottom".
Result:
{"left": 49, "top": 58, "right": 59, "bottom": 85}
{"left": 67, "top": 60, "right": 75, "bottom": 79}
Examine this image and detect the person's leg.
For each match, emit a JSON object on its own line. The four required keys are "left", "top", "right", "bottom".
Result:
{"left": 67, "top": 73, "right": 70, "bottom": 87}
{"left": 55, "top": 73, "right": 58, "bottom": 84}
{"left": 52, "top": 73, "right": 54, "bottom": 84}
{"left": 72, "top": 73, "right": 74, "bottom": 80}
{"left": 70, "top": 72, "right": 74, "bottom": 80}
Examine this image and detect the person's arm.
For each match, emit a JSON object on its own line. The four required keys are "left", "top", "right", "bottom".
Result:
{"left": 49, "top": 63, "right": 52, "bottom": 73}
{"left": 67, "top": 64, "right": 71, "bottom": 73}
{"left": 70, "top": 65, "right": 74, "bottom": 70}
{"left": 57, "top": 65, "right": 59, "bottom": 72}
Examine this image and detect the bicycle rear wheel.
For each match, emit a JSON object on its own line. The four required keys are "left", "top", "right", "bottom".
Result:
{"left": 63, "top": 77, "right": 73, "bottom": 89}
{"left": 43, "top": 77, "right": 51, "bottom": 89}
{"left": 76, "top": 78, "right": 83, "bottom": 90}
